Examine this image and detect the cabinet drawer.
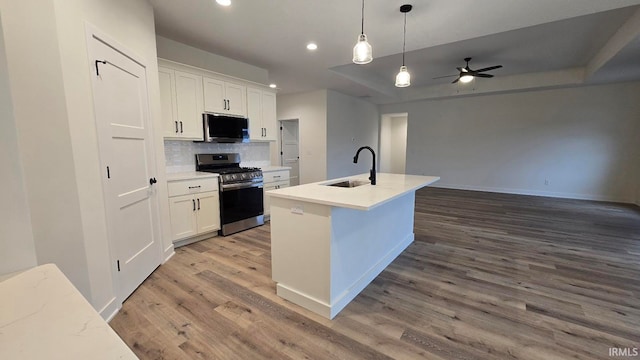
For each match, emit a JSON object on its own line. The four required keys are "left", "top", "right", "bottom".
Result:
{"left": 168, "top": 178, "right": 218, "bottom": 197}
{"left": 263, "top": 170, "right": 289, "bottom": 183}
{"left": 271, "top": 180, "right": 290, "bottom": 189}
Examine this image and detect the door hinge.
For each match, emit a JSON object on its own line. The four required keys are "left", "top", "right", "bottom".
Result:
{"left": 106, "top": 166, "right": 111, "bottom": 179}
{"left": 95, "top": 60, "right": 106, "bottom": 76}
{"left": 117, "top": 260, "right": 120, "bottom": 272}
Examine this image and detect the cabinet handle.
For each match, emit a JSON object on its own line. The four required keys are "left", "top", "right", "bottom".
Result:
{"left": 180, "top": 121, "right": 183, "bottom": 133}
{"left": 192, "top": 199, "right": 196, "bottom": 211}
{"left": 227, "top": 99, "right": 230, "bottom": 110}
{"left": 273, "top": 175, "right": 281, "bottom": 178}
{"left": 188, "top": 185, "right": 201, "bottom": 189}
{"left": 197, "top": 198, "right": 200, "bottom": 210}
{"left": 175, "top": 121, "right": 178, "bottom": 133}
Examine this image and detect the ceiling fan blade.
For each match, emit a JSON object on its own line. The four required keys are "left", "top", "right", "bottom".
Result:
{"left": 474, "top": 65, "right": 503, "bottom": 73}
{"left": 452, "top": 78, "right": 459, "bottom": 84}
{"left": 433, "top": 74, "right": 458, "bottom": 79}
{"left": 474, "top": 73, "right": 494, "bottom": 78}
{"left": 456, "top": 67, "right": 463, "bottom": 72}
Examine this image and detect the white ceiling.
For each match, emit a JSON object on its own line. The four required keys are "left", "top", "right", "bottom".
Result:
{"left": 151, "top": 0, "right": 640, "bottom": 104}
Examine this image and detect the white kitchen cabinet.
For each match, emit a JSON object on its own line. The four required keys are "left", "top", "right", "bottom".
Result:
{"left": 203, "top": 76, "right": 246, "bottom": 117}
{"left": 247, "top": 87, "right": 277, "bottom": 141}
{"left": 168, "top": 177, "right": 220, "bottom": 242}
{"left": 159, "top": 67, "right": 204, "bottom": 140}
{"left": 263, "top": 169, "right": 290, "bottom": 219}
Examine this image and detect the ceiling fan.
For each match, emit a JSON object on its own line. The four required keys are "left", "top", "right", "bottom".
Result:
{"left": 434, "top": 57, "right": 503, "bottom": 84}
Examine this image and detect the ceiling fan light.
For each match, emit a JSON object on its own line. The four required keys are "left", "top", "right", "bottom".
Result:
{"left": 395, "top": 66, "right": 411, "bottom": 87}
{"left": 353, "top": 34, "right": 373, "bottom": 64}
{"left": 460, "top": 74, "right": 474, "bottom": 83}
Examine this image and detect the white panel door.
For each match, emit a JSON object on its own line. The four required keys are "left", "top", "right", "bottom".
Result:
{"left": 89, "top": 34, "right": 162, "bottom": 301}
{"left": 281, "top": 120, "right": 300, "bottom": 185}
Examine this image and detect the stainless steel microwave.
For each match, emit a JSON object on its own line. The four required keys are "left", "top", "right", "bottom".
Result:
{"left": 201, "top": 113, "right": 249, "bottom": 143}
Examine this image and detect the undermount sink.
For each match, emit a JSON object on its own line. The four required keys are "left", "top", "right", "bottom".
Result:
{"left": 324, "top": 179, "right": 370, "bottom": 188}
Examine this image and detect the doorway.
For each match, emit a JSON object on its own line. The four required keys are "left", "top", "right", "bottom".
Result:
{"left": 380, "top": 113, "right": 408, "bottom": 174}
{"left": 279, "top": 119, "right": 300, "bottom": 186}
{"left": 87, "top": 28, "right": 162, "bottom": 303}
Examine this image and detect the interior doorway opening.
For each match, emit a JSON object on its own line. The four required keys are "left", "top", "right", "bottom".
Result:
{"left": 279, "top": 119, "right": 300, "bottom": 186}
{"left": 380, "top": 113, "right": 408, "bottom": 174}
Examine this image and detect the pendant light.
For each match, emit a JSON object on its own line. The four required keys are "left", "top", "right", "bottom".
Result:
{"left": 395, "top": 4, "right": 412, "bottom": 87}
{"left": 353, "top": 0, "right": 373, "bottom": 64}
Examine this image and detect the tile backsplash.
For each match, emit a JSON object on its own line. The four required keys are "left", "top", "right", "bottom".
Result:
{"left": 164, "top": 140, "right": 272, "bottom": 173}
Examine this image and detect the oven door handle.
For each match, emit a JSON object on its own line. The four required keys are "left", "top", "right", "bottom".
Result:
{"left": 220, "top": 181, "right": 264, "bottom": 191}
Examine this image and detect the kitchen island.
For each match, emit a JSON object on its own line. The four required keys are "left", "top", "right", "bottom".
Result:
{"left": 267, "top": 173, "right": 439, "bottom": 319}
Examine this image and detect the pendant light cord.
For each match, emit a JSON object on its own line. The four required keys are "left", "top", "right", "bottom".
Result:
{"left": 361, "top": 0, "right": 365, "bottom": 35}
{"left": 402, "top": 12, "right": 407, "bottom": 66}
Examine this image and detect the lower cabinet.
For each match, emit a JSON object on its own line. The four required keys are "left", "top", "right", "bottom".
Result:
{"left": 263, "top": 169, "right": 290, "bottom": 219}
{"left": 168, "top": 177, "right": 220, "bottom": 241}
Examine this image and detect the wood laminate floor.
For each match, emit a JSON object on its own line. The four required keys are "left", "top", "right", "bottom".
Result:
{"left": 110, "top": 188, "right": 640, "bottom": 360}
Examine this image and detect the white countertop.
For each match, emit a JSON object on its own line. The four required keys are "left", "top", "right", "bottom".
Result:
{"left": 166, "top": 171, "right": 219, "bottom": 181}
{"left": 261, "top": 166, "right": 291, "bottom": 172}
{"left": 267, "top": 173, "right": 439, "bottom": 210}
{"left": 0, "top": 264, "right": 138, "bottom": 360}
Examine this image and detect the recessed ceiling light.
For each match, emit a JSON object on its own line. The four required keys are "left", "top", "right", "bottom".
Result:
{"left": 216, "top": 0, "right": 231, "bottom": 6}
{"left": 306, "top": 43, "right": 318, "bottom": 51}
{"left": 269, "top": 84, "right": 277, "bottom": 89}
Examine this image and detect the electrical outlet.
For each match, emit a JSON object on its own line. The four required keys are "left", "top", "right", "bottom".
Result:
{"left": 544, "top": 179, "right": 550, "bottom": 186}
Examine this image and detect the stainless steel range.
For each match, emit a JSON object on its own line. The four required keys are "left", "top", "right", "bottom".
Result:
{"left": 195, "top": 153, "right": 264, "bottom": 236}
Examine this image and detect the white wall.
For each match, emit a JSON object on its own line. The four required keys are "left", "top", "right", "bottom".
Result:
{"left": 0, "top": 0, "right": 168, "bottom": 318}
{"left": 277, "top": 90, "right": 328, "bottom": 183}
{"left": 156, "top": 36, "right": 268, "bottom": 85}
{"left": 380, "top": 114, "right": 408, "bottom": 174}
{"left": 326, "top": 90, "right": 379, "bottom": 179}
{"left": 380, "top": 82, "right": 640, "bottom": 202}
{"left": 0, "top": 14, "right": 37, "bottom": 275}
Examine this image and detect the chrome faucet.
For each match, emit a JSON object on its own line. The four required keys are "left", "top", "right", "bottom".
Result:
{"left": 353, "top": 146, "right": 376, "bottom": 185}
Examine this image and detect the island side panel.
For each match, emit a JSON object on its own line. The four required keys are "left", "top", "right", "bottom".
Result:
{"left": 328, "top": 191, "right": 416, "bottom": 318}
{"left": 270, "top": 197, "right": 333, "bottom": 317}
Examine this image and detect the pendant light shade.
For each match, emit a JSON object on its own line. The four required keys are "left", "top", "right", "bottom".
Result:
{"left": 395, "top": 4, "right": 412, "bottom": 88}
{"left": 395, "top": 65, "right": 411, "bottom": 87}
{"left": 353, "top": 0, "right": 372, "bottom": 64}
{"left": 353, "top": 34, "right": 373, "bottom": 64}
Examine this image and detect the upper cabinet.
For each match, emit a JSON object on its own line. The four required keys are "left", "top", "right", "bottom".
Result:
{"left": 159, "top": 67, "right": 204, "bottom": 140}
{"left": 159, "top": 59, "right": 274, "bottom": 141}
{"left": 247, "top": 87, "right": 277, "bottom": 141}
{"left": 203, "top": 77, "right": 246, "bottom": 117}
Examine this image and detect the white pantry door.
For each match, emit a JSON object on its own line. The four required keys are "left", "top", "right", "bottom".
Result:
{"left": 88, "top": 32, "right": 161, "bottom": 301}
{"left": 280, "top": 120, "right": 300, "bottom": 185}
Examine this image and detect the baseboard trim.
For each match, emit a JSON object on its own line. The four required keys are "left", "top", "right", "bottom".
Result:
{"left": 431, "top": 183, "right": 633, "bottom": 203}
{"left": 99, "top": 296, "right": 120, "bottom": 322}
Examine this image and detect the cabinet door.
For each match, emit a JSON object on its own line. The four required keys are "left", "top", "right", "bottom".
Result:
{"left": 196, "top": 191, "right": 220, "bottom": 234}
{"left": 263, "top": 184, "right": 277, "bottom": 218}
{"left": 203, "top": 77, "right": 226, "bottom": 114}
{"left": 225, "top": 82, "right": 246, "bottom": 117}
{"left": 247, "top": 87, "right": 262, "bottom": 140}
{"left": 169, "top": 194, "right": 198, "bottom": 241}
{"left": 262, "top": 91, "right": 277, "bottom": 141}
{"left": 175, "top": 71, "right": 204, "bottom": 140}
{"left": 158, "top": 67, "right": 179, "bottom": 138}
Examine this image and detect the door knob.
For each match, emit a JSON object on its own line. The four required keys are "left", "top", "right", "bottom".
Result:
{"left": 149, "top": 177, "right": 157, "bottom": 185}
